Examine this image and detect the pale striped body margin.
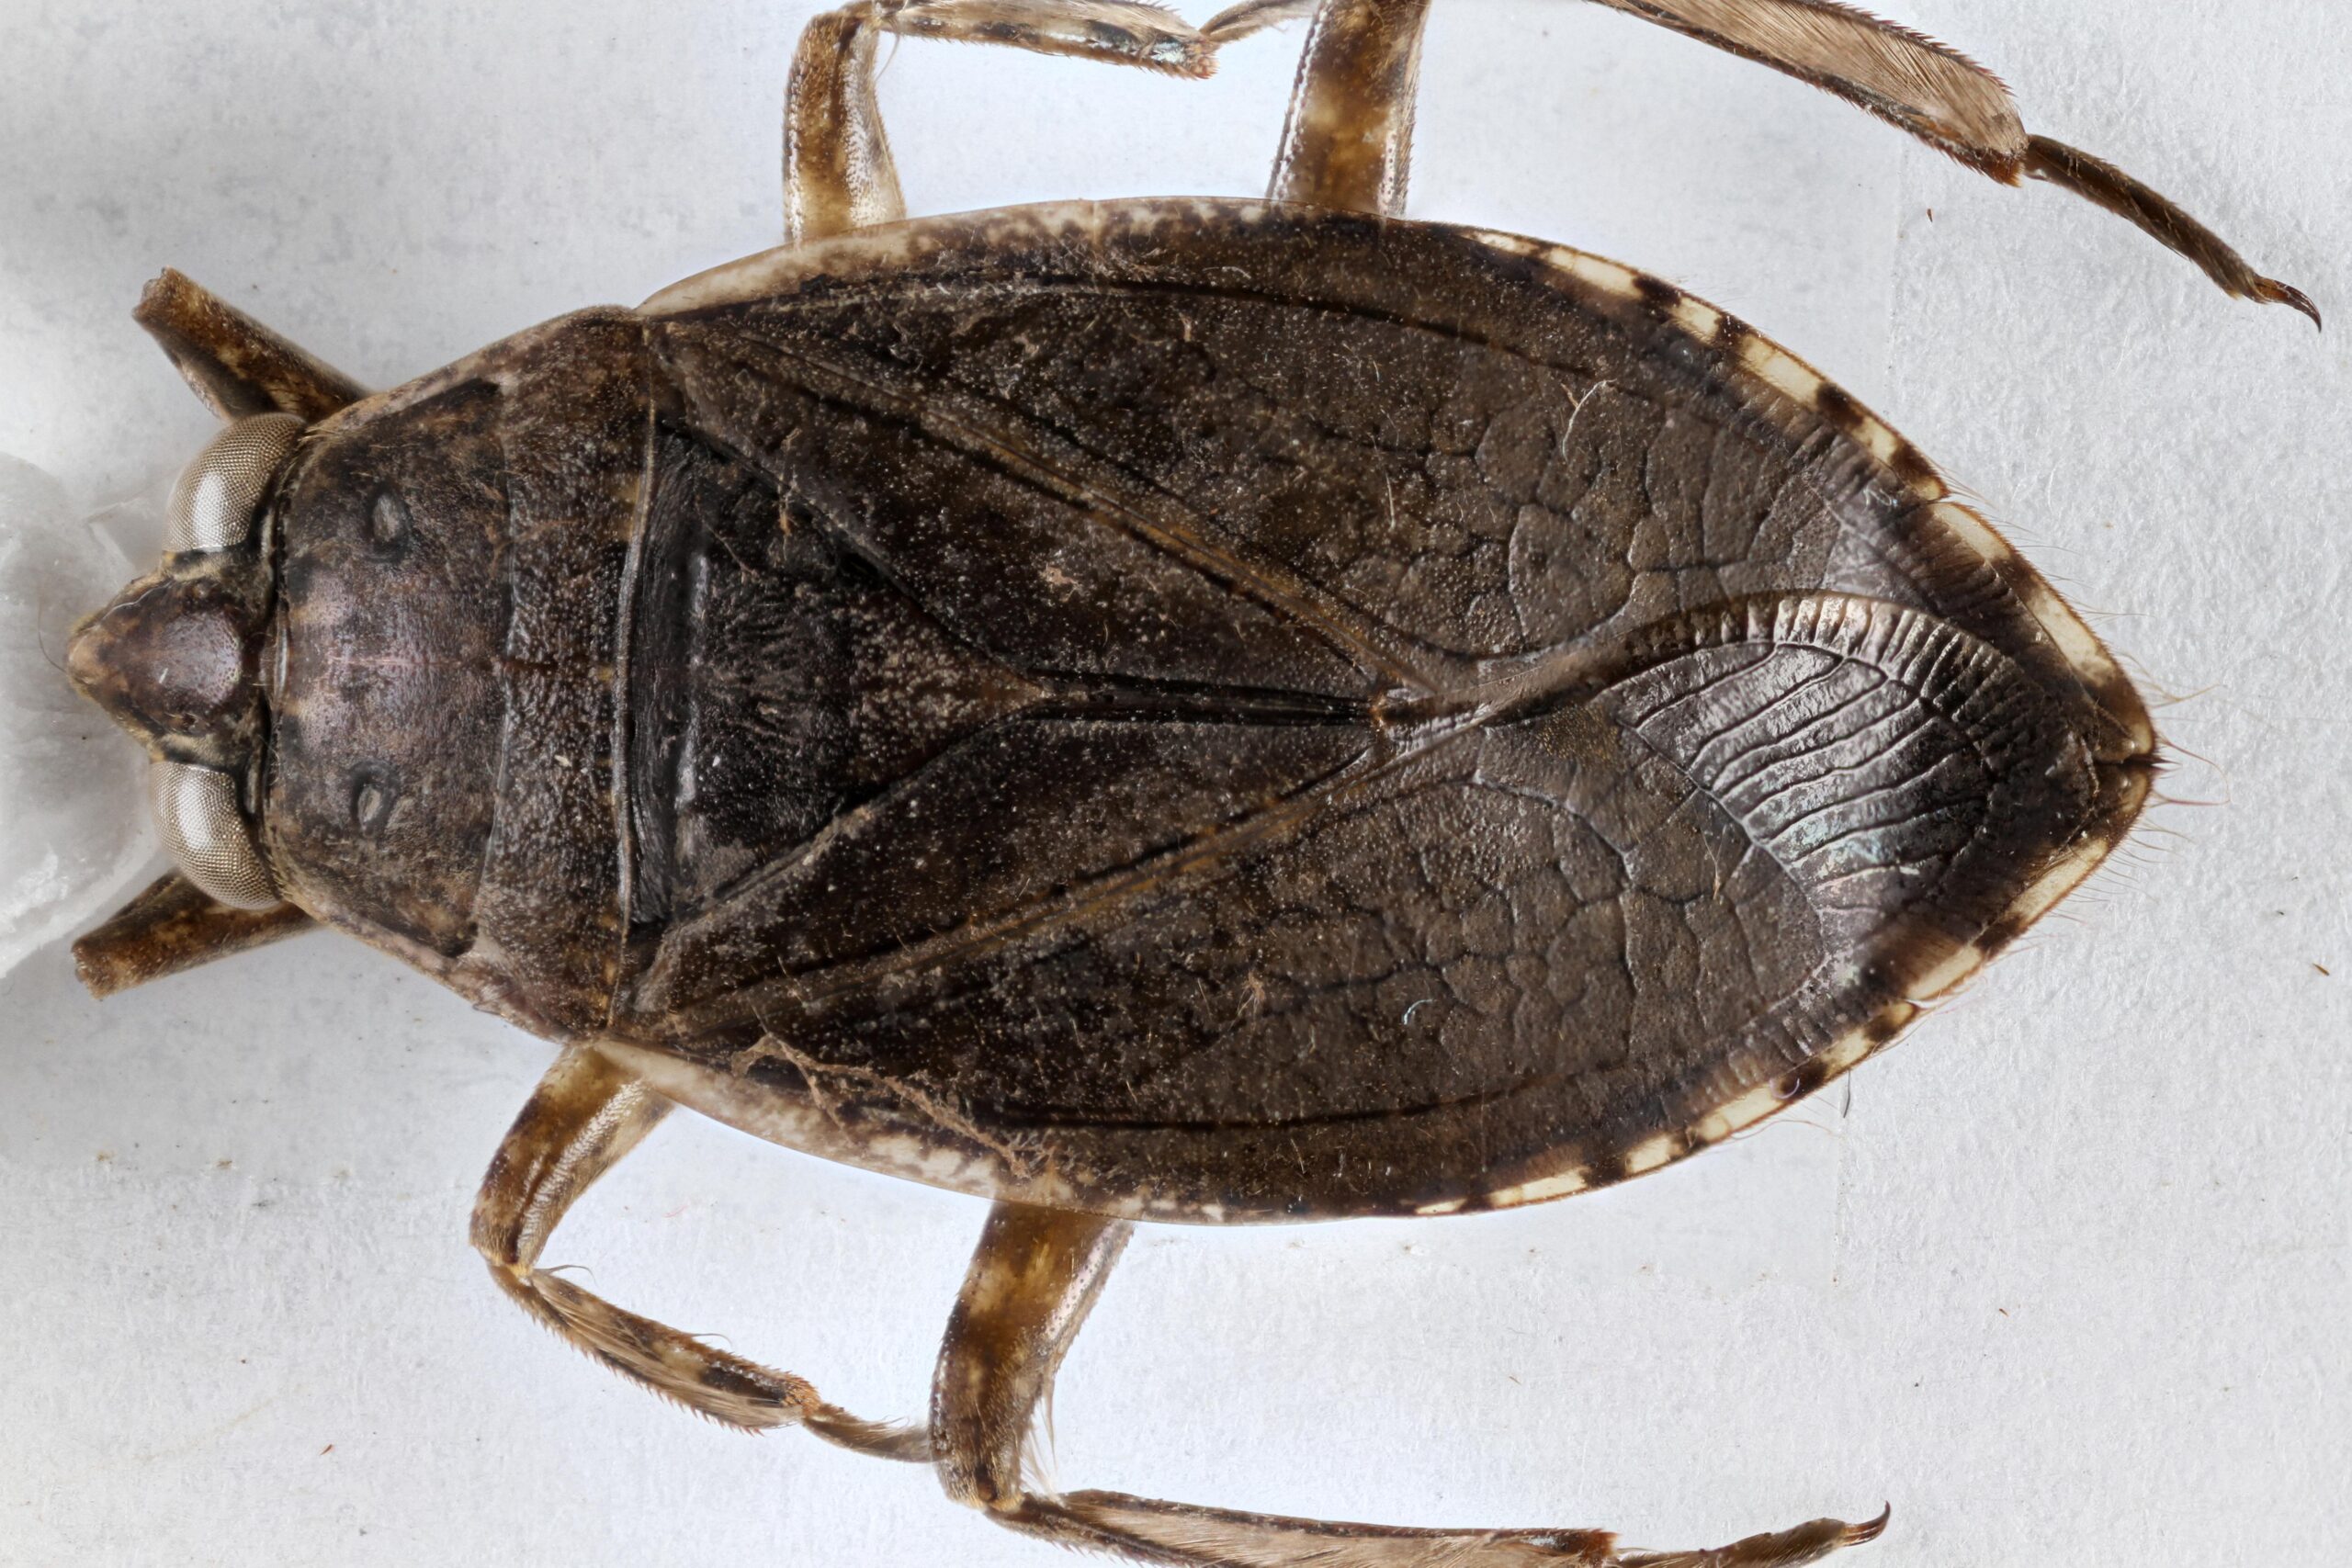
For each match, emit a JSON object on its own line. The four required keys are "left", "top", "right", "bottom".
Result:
{"left": 1453, "top": 224, "right": 2148, "bottom": 1215}
{"left": 642, "top": 197, "right": 2151, "bottom": 1224}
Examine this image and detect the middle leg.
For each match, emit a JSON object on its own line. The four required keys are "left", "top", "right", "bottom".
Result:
{"left": 1227, "top": 0, "right": 1431, "bottom": 216}
{"left": 785, "top": 0, "right": 1220, "bottom": 243}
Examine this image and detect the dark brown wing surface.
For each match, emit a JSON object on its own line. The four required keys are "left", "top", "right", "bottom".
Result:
{"left": 605, "top": 199, "right": 2152, "bottom": 1220}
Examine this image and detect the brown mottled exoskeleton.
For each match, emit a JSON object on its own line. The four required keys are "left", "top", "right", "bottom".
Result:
{"left": 62, "top": 2, "right": 2312, "bottom": 1562}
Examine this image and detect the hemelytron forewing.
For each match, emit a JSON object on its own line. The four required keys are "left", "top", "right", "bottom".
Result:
{"left": 19, "top": 2, "right": 2326, "bottom": 1563}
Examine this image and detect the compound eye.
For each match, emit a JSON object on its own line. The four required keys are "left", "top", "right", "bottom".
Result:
{"left": 150, "top": 761, "right": 280, "bottom": 909}
{"left": 164, "top": 412, "right": 303, "bottom": 554}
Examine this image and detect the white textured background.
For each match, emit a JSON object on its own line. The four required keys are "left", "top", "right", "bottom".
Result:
{"left": 3, "top": 2, "right": 2346, "bottom": 1563}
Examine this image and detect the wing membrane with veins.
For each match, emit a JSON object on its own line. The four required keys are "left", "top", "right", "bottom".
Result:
{"left": 608, "top": 200, "right": 2143, "bottom": 1219}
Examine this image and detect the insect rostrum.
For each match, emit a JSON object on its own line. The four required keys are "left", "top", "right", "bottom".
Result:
{"left": 59, "top": 2, "right": 2312, "bottom": 1563}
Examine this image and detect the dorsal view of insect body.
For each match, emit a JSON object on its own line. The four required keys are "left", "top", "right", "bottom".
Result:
{"left": 44, "top": 0, "right": 2316, "bottom": 1562}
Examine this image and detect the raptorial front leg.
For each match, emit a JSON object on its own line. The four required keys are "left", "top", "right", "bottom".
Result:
{"left": 933, "top": 1201, "right": 1884, "bottom": 1566}
{"left": 133, "top": 268, "right": 367, "bottom": 422}
{"left": 72, "top": 872, "right": 316, "bottom": 999}
{"left": 785, "top": 0, "right": 1218, "bottom": 243}
{"left": 1213, "top": 0, "right": 2312, "bottom": 318}
{"left": 471, "top": 1045, "right": 927, "bottom": 1459}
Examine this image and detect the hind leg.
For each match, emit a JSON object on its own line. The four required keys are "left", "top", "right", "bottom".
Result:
{"left": 785, "top": 0, "right": 1217, "bottom": 242}
{"left": 932, "top": 1201, "right": 1887, "bottom": 1566}
{"left": 1212, "top": 0, "right": 2312, "bottom": 318}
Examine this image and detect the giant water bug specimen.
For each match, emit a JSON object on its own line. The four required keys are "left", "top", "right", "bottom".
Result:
{"left": 61, "top": 1, "right": 2314, "bottom": 1562}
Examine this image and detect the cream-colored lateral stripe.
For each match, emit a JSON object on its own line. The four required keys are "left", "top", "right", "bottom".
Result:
{"left": 1735, "top": 335, "right": 1825, "bottom": 410}
{"left": 2007, "top": 834, "right": 2114, "bottom": 932}
{"left": 1909, "top": 942, "right": 1988, "bottom": 1000}
{"left": 1488, "top": 217, "right": 2149, "bottom": 763}
{"left": 1555, "top": 251, "right": 1644, "bottom": 300}
{"left": 1730, "top": 329, "right": 1920, "bottom": 486}
{"left": 1622, "top": 1132, "right": 1682, "bottom": 1176}
{"left": 1470, "top": 231, "right": 2159, "bottom": 770}
{"left": 1484, "top": 1168, "right": 1591, "bottom": 1210}
{"left": 1478, "top": 1001, "right": 1922, "bottom": 1213}
{"left": 1476, "top": 229, "right": 1938, "bottom": 502}
{"left": 1694, "top": 1078, "right": 1788, "bottom": 1145}
{"left": 1467, "top": 229, "right": 1537, "bottom": 257}
{"left": 1932, "top": 500, "right": 2016, "bottom": 566}
{"left": 1818, "top": 1021, "right": 1878, "bottom": 1077}
{"left": 1669, "top": 295, "right": 1724, "bottom": 341}
{"left": 1934, "top": 502, "right": 2152, "bottom": 754}
{"left": 2024, "top": 577, "right": 2120, "bottom": 676}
